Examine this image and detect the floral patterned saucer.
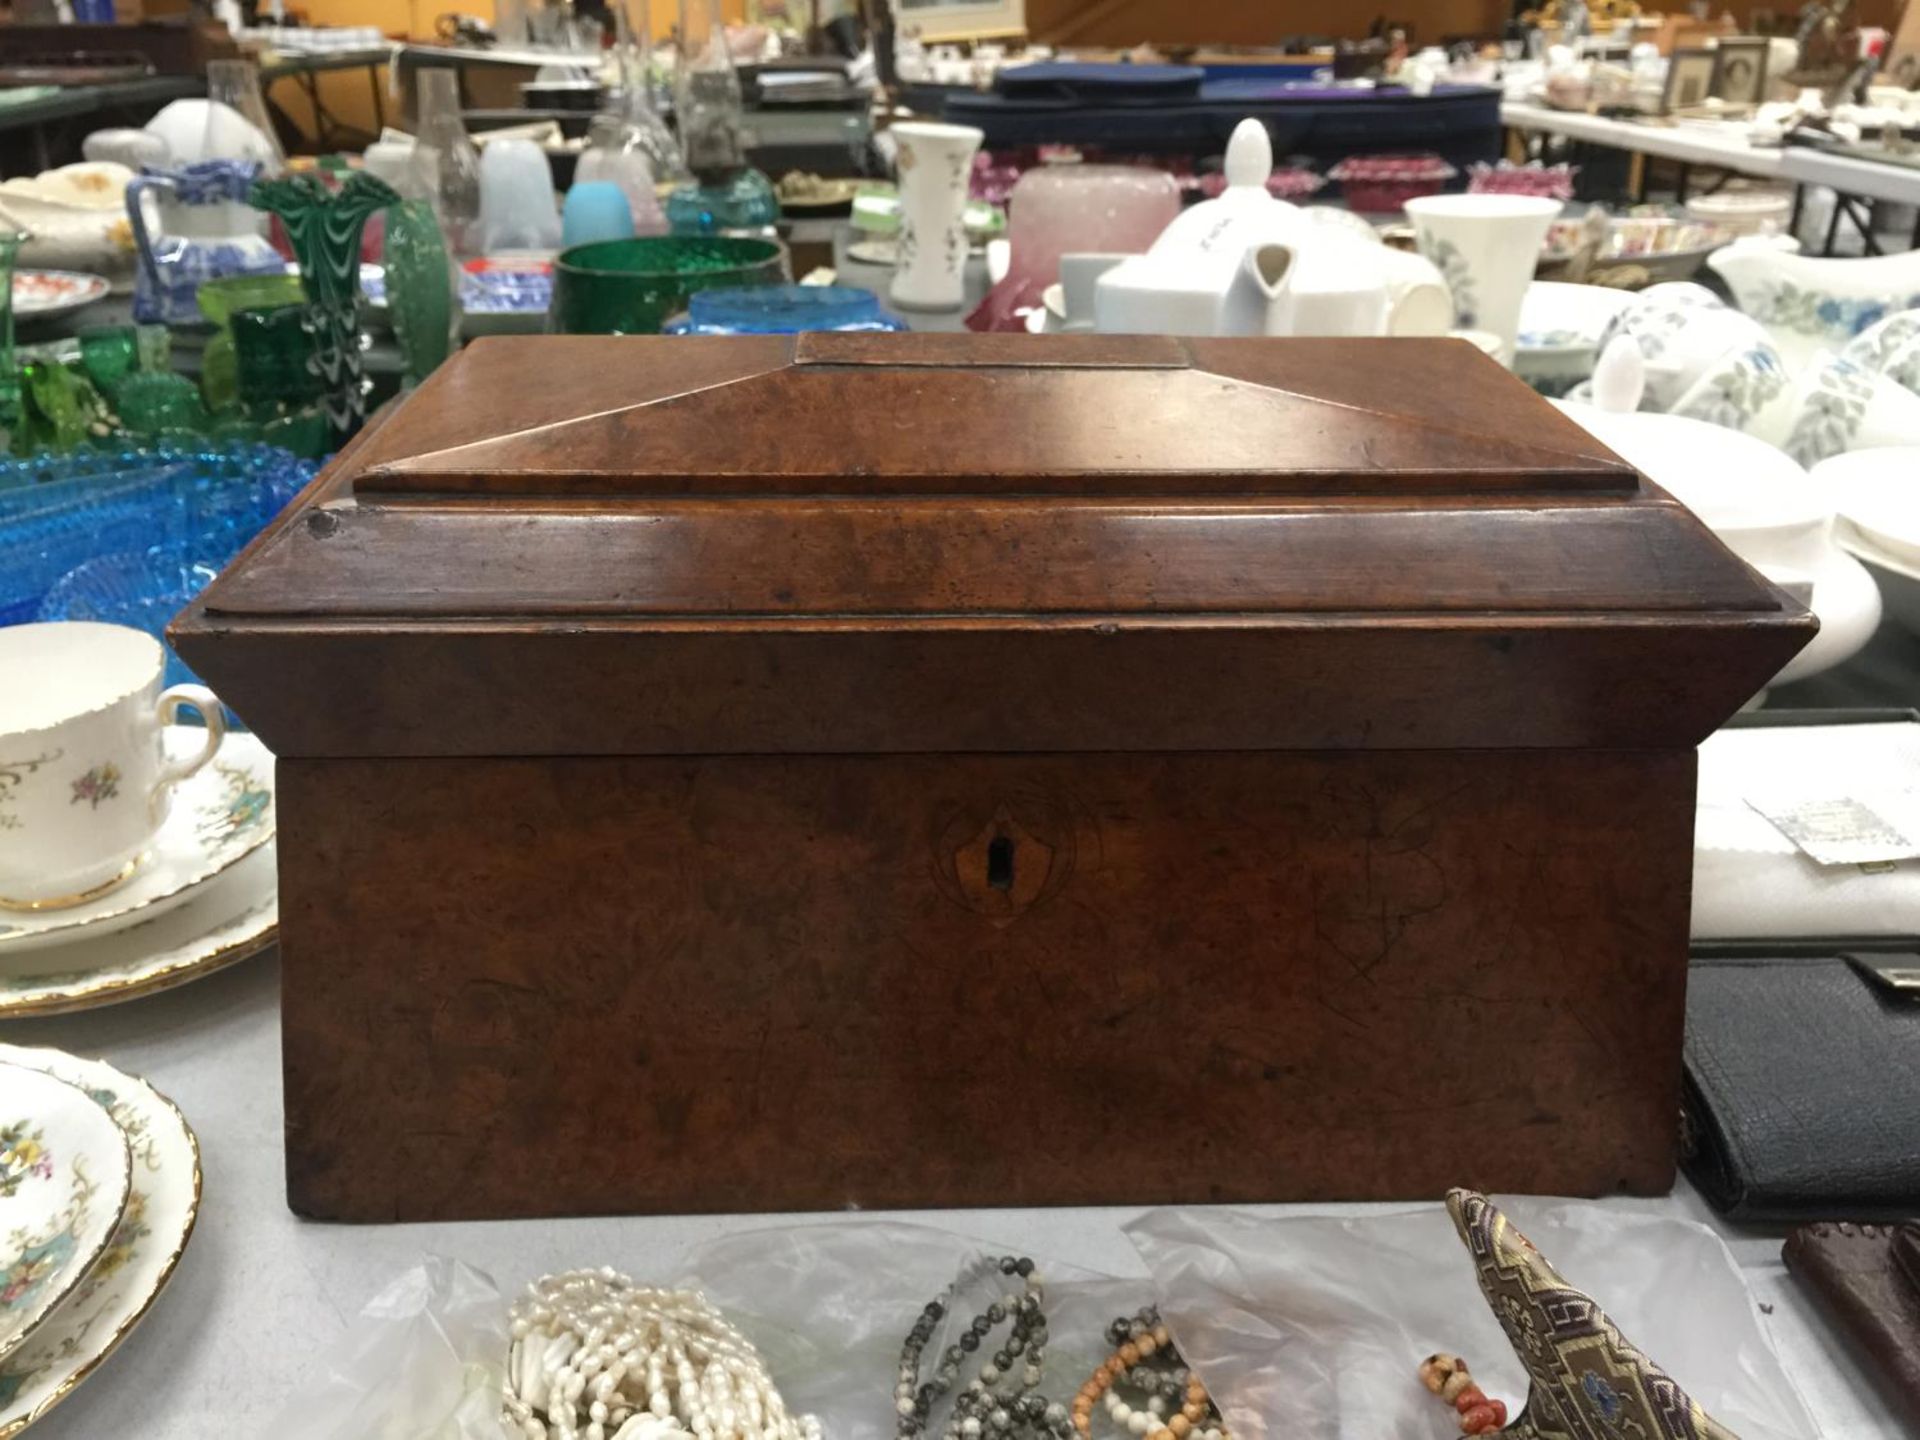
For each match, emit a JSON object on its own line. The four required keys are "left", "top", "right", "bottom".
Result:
{"left": 0, "top": 1046, "right": 199, "bottom": 1436}
{"left": 0, "top": 841, "right": 276, "bottom": 1017}
{"left": 0, "top": 729, "right": 274, "bottom": 955}
{"left": 0, "top": 1066, "right": 131, "bottom": 1367}
{"left": 9, "top": 270, "right": 109, "bottom": 322}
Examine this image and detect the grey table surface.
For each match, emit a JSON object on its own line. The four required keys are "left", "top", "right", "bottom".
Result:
{"left": 0, "top": 947, "right": 1902, "bottom": 1440}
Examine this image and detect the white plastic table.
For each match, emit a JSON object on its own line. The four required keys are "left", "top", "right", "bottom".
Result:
{"left": 1501, "top": 101, "right": 1789, "bottom": 180}
{"left": 0, "top": 952, "right": 1900, "bottom": 1438}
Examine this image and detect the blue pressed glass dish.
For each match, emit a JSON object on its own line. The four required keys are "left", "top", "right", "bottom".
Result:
{"left": 0, "top": 443, "right": 319, "bottom": 626}
{"left": 665, "top": 284, "right": 907, "bottom": 335}
{"left": 37, "top": 544, "right": 224, "bottom": 689}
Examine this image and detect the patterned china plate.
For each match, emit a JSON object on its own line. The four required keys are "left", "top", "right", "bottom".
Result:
{"left": 9, "top": 271, "right": 110, "bottom": 321}
{"left": 0, "top": 1066, "right": 131, "bottom": 1366}
{"left": 0, "top": 729, "right": 274, "bottom": 955}
{"left": 0, "top": 1047, "right": 199, "bottom": 1436}
{"left": 0, "top": 841, "right": 276, "bottom": 1017}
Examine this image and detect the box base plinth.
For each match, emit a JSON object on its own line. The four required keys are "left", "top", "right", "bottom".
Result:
{"left": 278, "top": 748, "right": 1693, "bottom": 1222}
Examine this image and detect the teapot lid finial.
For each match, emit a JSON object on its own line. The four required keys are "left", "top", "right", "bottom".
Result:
{"left": 1223, "top": 118, "right": 1272, "bottom": 191}
{"left": 1592, "top": 334, "right": 1646, "bottom": 414}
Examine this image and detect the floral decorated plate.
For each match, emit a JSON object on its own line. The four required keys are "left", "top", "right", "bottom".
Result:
{"left": 9, "top": 270, "right": 109, "bottom": 322}
{"left": 0, "top": 729, "right": 274, "bottom": 955}
{"left": 0, "top": 1066, "right": 131, "bottom": 1366}
{"left": 0, "top": 841, "right": 276, "bottom": 1017}
{"left": 0, "top": 1046, "right": 198, "bottom": 1436}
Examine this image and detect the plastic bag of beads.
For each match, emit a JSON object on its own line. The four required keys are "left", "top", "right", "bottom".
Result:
{"left": 1124, "top": 1199, "right": 1816, "bottom": 1440}
{"left": 677, "top": 1221, "right": 1150, "bottom": 1440}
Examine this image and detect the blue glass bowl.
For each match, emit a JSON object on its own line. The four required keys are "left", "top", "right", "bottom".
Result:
{"left": 666, "top": 284, "right": 907, "bottom": 335}
{"left": 37, "top": 544, "right": 224, "bottom": 689}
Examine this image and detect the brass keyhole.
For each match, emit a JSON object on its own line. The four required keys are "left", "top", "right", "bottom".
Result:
{"left": 986, "top": 834, "right": 1014, "bottom": 891}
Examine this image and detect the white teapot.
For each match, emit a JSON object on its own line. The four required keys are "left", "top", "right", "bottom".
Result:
{"left": 1095, "top": 119, "right": 1452, "bottom": 339}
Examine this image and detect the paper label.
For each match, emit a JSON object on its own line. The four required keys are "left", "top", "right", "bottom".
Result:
{"left": 1744, "top": 795, "right": 1920, "bottom": 867}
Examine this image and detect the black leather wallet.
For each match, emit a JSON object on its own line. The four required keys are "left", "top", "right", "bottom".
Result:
{"left": 1683, "top": 954, "right": 1920, "bottom": 1220}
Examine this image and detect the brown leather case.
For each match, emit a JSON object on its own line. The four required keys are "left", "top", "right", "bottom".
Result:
{"left": 1783, "top": 1221, "right": 1920, "bottom": 1427}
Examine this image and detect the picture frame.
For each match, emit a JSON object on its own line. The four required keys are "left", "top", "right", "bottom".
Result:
{"left": 893, "top": 0, "right": 1026, "bottom": 44}
{"left": 1664, "top": 47, "right": 1717, "bottom": 112}
{"left": 1710, "top": 36, "right": 1770, "bottom": 107}
{"left": 1887, "top": 0, "right": 1920, "bottom": 89}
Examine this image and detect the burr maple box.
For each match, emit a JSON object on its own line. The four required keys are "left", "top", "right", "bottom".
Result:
{"left": 171, "top": 332, "right": 1813, "bottom": 1222}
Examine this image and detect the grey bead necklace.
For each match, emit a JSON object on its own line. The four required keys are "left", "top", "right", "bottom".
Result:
{"left": 894, "top": 1255, "right": 1074, "bottom": 1440}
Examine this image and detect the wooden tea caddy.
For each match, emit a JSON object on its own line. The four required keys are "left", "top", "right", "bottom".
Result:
{"left": 172, "top": 333, "right": 1814, "bottom": 1223}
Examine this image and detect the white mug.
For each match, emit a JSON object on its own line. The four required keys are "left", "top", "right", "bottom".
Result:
{"left": 0, "top": 622, "right": 226, "bottom": 910}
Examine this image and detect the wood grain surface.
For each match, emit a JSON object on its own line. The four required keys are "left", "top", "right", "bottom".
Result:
{"left": 280, "top": 747, "right": 1696, "bottom": 1220}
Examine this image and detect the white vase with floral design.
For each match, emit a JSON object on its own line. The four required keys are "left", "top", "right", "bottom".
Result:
{"left": 1403, "top": 193, "right": 1562, "bottom": 365}
{"left": 887, "top": 121, "right": 983, "bottom": 312}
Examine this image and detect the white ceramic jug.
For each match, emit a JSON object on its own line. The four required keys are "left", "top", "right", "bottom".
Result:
{"left": 1709, "top": 239, "right": 1920, "bottom": 374}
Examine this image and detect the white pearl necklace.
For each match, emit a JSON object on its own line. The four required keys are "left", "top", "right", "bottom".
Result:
{"left": 504, "top": 1268, "right": 825, "bottom": 1440}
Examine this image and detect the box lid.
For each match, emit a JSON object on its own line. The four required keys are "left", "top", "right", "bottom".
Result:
{"left": 172, "top": 334, "right": 1814, "bottom": 758}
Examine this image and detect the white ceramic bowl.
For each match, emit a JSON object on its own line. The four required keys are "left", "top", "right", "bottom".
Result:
{"left": 1813, "top": 447, "right": 1920, "bottom": 568}
{"left": 1553, "top": 405, "right": 1880, "bottom": 685}
{"left": 1843, "top": 534, "right": 1920, "bottom": 638}
{"left": 1514, "top": 281, "right": 1634, "bottom": 394}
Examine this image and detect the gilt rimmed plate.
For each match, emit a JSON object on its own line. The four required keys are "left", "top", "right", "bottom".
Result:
{"left": 0, "top": 840, "right": 276, "bottom": 1017}
{"left": 0, "top": 729, "right": 273, "bottom": 955}
{"left": 0, "top": 1066, "right": 131, "bottom": 1366}
{"left": 0, "top": 1047, "right": 199, "bottom": 1436}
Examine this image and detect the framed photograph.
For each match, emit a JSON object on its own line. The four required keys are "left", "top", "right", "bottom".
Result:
{"left": 1710, "top": 37, "right": 1770, "bottom": 107}
{"left": 893, "top": 0, "right": 1025, "bottom": 43}
{"left": 1664, "top": 47, "right": 1717, "bottom": 111}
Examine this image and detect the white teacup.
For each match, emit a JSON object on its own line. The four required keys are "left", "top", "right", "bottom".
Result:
{"left": 0, "top": 622, "right": 226, "bottom": 910}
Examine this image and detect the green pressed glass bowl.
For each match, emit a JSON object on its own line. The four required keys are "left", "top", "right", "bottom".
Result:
{"left": 552, "top": 236, "right": 788, "bottom": 335}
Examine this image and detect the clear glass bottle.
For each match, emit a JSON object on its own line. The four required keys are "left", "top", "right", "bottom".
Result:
{"left": 408, "top": 69, "right": 483, "bottom": 257}
{"left": 610, "top": 0, "right": 687, "bottom": 185}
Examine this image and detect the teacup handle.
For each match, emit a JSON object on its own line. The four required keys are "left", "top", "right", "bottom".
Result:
{"left": 152, "top": 685, "right": 227, "bottom": 809}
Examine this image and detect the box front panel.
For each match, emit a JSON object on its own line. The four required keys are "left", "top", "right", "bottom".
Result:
{"left": 278, "top": 748, "right": 1695, "bottom": 1221}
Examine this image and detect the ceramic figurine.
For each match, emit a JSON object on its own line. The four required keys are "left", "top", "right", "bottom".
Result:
{"left": 888, "top": 121, "right": 985, "bottom": 312}
{"left": 250, "top": 171, "right": 398, "bottom": 444}
{"left": 126, "top": 159, "right": 284, "bottom": 325}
